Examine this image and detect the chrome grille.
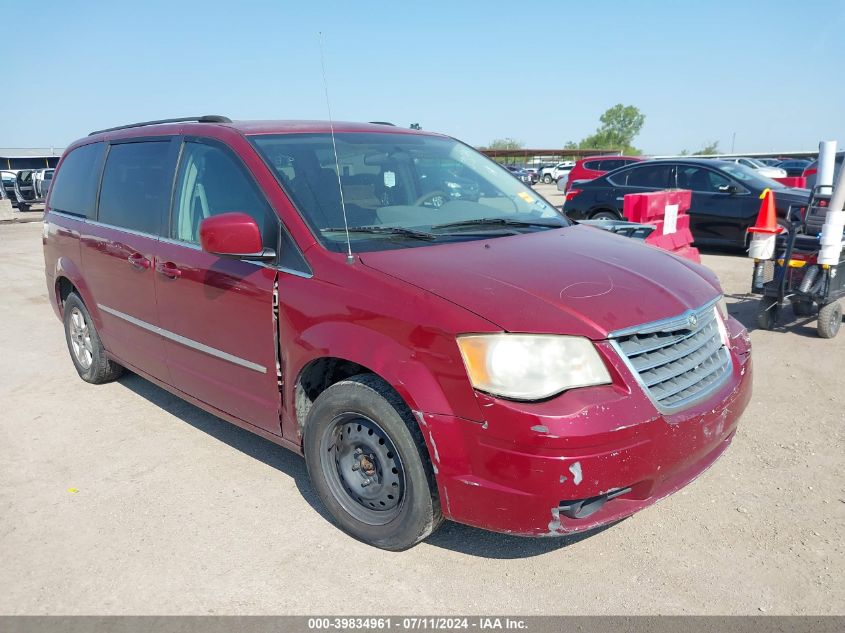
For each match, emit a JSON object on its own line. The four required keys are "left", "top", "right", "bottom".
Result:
{"left": 612, "top": 301, "right": 732, "bottom": 411}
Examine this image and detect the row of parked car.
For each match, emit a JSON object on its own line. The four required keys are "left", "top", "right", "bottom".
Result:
{"left": 509, "top": 156, "right": 816, "bottom": 189}
{"left": 0, "top": 168, "right": 54, "bottom": 211}
{"left": 549, "top": 154, "right": 831, "bottom": 249}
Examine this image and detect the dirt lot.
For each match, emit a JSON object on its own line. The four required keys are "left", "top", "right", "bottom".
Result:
{"left": 1, "top": 217, "right": 843, "bottom": 615}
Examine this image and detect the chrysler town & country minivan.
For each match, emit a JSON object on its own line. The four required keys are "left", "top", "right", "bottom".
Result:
{"left": 43, "top": 116, "right": 752, "bottom": 550}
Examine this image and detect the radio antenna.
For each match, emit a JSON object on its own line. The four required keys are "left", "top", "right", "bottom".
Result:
{"left": 318, "top": 32, "right": 354, "bottom": 264}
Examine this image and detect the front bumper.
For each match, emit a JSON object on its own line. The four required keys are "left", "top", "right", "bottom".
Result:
{"left": 418, "top": 316, "right": 752, "bottom": 536}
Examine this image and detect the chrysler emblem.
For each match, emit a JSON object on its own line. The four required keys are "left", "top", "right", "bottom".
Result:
{"left": 688, "top": 314, "right": 698, "bottom": 329}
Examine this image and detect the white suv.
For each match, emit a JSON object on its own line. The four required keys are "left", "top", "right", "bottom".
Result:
{"left": 539, "top": 161, "right": 575, "bottom": 184}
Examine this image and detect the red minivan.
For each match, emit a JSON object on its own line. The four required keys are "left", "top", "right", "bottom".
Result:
{"left": 43, "top": 117, "right": 752, "bottom": 550}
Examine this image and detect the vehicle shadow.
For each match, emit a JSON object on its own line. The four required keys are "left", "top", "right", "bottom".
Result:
{"left": 117, "top": 372, "right": 614, "bottom": 559}
{"left": 116, "top": 372, "right": 334, "bottom": 526}
{"left": 424, "top": 520, "right": 616, "bottom": 559}
{"left": 724, "top": 291, "right": 823, "bottom": 337}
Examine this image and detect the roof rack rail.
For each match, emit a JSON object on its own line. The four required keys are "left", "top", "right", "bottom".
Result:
{"left": 368, "top": 121, "right": 396, "bottom": 126}
{"left": 88, "top": 115, "right": 232, "bottom": 136}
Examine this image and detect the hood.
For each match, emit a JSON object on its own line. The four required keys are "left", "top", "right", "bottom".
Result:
{"left": 360, "top": 225, "right": 721, "bottom": 340}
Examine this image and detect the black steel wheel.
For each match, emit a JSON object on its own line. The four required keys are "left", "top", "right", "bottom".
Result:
{"left": 756, "top": 296, "right": 779, "bottom": 330}
{"left": 303, "top": 374, "right": 442, "bottom": 550}
{"left": 817, "top": 301, "right": 842, "bottom": 339}
{"left": 319, "top": 413, "right": 405, "bottom": 525}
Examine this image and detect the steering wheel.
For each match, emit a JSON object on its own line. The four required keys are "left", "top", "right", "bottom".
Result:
{"left": 414, "top": 190, "right": 450, "bottom": 208}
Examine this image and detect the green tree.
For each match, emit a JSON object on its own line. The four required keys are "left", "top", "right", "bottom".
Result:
{"left": 485, "top": 137, "right": 524, "bottom": 150}
{"left": 409, "top": 123, "right": 422, "bottom": 130}
{"left": 693, "top": 141, "right": 720, "bottom": 155}
{"left": 577, "top": 104, "right": 645, "bottom": 154}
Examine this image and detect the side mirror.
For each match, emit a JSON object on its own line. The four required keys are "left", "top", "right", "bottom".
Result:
{"left": 199, "top": 212, "right": 275, "bottom": 262}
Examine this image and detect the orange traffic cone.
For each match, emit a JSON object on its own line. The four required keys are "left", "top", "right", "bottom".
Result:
{"left": 748, "top": 188, "right": 782, "bottom": 235}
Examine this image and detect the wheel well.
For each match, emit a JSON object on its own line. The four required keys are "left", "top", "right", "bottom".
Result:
{"left": 56, "top": 277, "right": 76, "bottom": 308}
{"left": 295, "top": 357, "right": 374, "bottom": 433}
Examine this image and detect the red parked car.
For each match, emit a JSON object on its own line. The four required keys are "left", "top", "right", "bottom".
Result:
{"left": 564, "top": 155, "right": 644, "bottom": 192}
{"left": 43, "top": 117, "right": 752, "bottom": 550}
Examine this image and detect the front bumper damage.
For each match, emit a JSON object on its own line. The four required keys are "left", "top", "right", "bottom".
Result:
{"left": 417, "top": 316, "right": 752, "bottom": 536}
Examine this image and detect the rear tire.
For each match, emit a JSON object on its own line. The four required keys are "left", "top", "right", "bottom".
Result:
{"left": 543, "top": 174, "right": 553, "bottom": 184}
{"left": 756, "top": 297, "right": 779, "bottom": 330}
{"left": 591, "top": 209, "right": 619, "bottom": 221}
{"left": 63, "top": 293, "right": 124, "bottom": 383}
{"left": 817, "top": 301, "right": 842, "bottom": 339}
{"left": 303, "top": 374, "right": 443, "bottom": 550}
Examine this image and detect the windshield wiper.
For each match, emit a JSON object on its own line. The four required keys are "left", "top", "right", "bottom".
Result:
{"left": 431, "top": 218, "right": 564, "bottom": 231}
{"left": 322, "top": 226, "right": 437, "bottom": 241}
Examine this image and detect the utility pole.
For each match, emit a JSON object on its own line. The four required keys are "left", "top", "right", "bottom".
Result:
{"left": 730, "top": 132, "right": 736, "bottom": 154}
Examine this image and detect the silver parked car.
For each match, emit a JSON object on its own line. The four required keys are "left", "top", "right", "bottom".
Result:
{"left": 719, "top": 157, "right": 787, "bottom": 179}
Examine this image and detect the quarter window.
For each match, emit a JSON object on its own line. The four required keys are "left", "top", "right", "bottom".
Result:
{"left": 600, "top": 159, "right": 624, "bottom": 171}
{"left": 48, "top": 142, "right": 105, "bottom": 218}
{"left": 98, "top": 141, "right": 174, "bottom": 234}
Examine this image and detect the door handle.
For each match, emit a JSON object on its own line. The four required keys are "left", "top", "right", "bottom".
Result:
{"left": 155, "top": 261, "right": 181, "bottom": 279}
{"left": 127, "top": 252, "right": 151, "bottom": 270}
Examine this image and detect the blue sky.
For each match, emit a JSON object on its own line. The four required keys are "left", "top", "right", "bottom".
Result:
{"left": 2, "top": 0, "right": 844, "bottom": 154}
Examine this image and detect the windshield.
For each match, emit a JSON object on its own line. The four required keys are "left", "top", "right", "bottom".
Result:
{"left": 251, "top": 132, "right": 567, "bottom": 252}
{"left": 720, "top": 162, "right": 786, "bottom": 190}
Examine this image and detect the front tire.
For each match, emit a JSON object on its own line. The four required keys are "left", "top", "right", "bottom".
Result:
{"left": 63, "top": 293, "right": 124, "bottom": 383}
{"left": 303, "top": 374, "right": 442, "bottom": 550}
{"left": 543, "top": 174, "right": 553, "bottom": 184}
{"left": 817, "top": 301, "right": 842, "bottom": 339}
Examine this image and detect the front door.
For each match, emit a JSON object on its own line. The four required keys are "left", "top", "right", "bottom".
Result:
{"left": 610, "top": 163, "right": 674, "bottom": 214}
{"left": 675, "top": 165, "right": 751, "bottom": 245}
{"left": 154, "top": 139, "right": 282, "bottom": 434}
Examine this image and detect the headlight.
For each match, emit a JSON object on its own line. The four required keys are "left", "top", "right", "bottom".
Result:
{"left": 456, "top": 334, "right": 611, "bottom": 401}
{"left": 714, "top": 298, "right": 730, "bottom": 345}
{"left": 716, "top": 296, "right": 729, "bottom": 322}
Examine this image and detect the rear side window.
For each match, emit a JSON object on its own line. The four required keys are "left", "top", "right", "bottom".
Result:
{"left": 98, "top": 141, "right": 174, "bottom": 235}
{"left": 49, "top": 143, "right": 105, "bottom": 218}
{"left": 582, "top": 160, "right": 602, "bottom": 170}
{"left": 676, "top": 166, "right": 731, "bottom": 192}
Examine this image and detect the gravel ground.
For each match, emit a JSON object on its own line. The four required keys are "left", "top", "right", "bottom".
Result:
{"left": 0, "top": 218, "right": 842, "bottom": 615}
